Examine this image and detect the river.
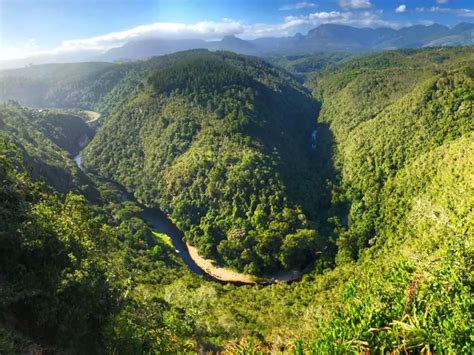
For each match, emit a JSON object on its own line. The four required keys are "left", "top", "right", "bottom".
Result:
{"left": 73, "top": 151, "right": 262, "bottom": 284}
{"left": 72, "top": 111, "right": 311, "bottom": 285}
{"left": 139, "top": 207, "right": 211, "bottom": 278}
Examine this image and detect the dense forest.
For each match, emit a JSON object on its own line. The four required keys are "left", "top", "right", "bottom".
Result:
{"left": 0, "top": 102, "right": 95, "bottom": 194}
{"left": 0, "top": 47, "right": 472, "bottom": 353}
{"left": 83, "top": 51, "right": 331, "bottom": 275}
{"left": 308, "top": 47, "right": 473, "bottom": 261}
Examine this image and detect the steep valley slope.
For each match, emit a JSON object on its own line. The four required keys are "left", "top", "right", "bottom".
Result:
{"left": 0, "top": 47, "right": 472, "bottom": 353}
{"left": 83, "top": 50, "right": 329, "bottom": 275}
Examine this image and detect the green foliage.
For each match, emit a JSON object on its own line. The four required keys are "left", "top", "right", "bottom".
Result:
{"left": 0, "top": 62, "right": 129, "bottom": 110}
{"left": 148, "top": 51, "right": 252, "bottom": 95}
{"left": 0, "top": 133, "right": 197, "bottom": 352}
{"left": 84, "top": 50, "right": 326, "bottom": 274}
{"left": 0, "top": 101, "right": 94, "bottom": 194}
{"left": 1, "top": 47, "right": 472, "bottom": 353}
{"left": 264, "top": 52, "right": 360, "bottom": 85}
{"left": 33, "top": 110, "right": 95, "bottom": 155}
{"left": 279, "top": 229, "right": 318, "bottom": 269}
{"left": 309, "top": 46, "right": 474, "bottom": 258}
{"left": 0, "top": 140, "right": 116, "bottom": 349}
{"left": 309, "top": 234, "right": 472, "bottom": 353}
{"left": 299, "top": 47, "right": 474, "bottom": 353}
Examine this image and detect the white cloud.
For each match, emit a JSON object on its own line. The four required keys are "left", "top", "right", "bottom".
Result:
{"left": 1, "top": 11, "right": 406, "bottom": 62}
{"left": 275, "top": 10, "right": 402, "bottom": 32}
{"left": 279, "top": 2, "right": 318, "bottom": 11}
{"left": 242, "top": 10, "right": 403, "bottom": 38}
{"left": 416, "top": 6, "right": 474, "bottom": 17}
{"left": 60, "top": 20, "right": 245, "bottom": 52}
{"left": 1, "top": 19, "right": 244, "bottom": 60}
{"left": 338, "top": 0, "right": 372, "bottom": 10}
{"left": 0, "top": 38, "right": 39, "bottom": 61}
{"left": 395, "top": 5, "right": 407, "bottom": 13}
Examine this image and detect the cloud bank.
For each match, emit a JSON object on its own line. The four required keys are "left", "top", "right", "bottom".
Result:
{"left": 415, "top": 6, "right": 474, "bottom": 17}
{"left": 3, "top": 2, "right": 471, "bottom": 63}
{"left": 1, "top": 11, "right": 403, "bottom": 61}
{"left": 279, "top": 2, "right": 318, "bottom": 11}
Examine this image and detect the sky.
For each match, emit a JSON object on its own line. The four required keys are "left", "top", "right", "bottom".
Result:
{"left": 0, "top": 0, "right": 473, "bottom": 61}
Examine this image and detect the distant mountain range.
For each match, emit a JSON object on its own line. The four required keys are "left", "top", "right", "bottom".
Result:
{"left": 101, "top": 23, "right": 473, "bottom": 62}
{"left": 1, "top": 23, "right": 472, "bottom": 69}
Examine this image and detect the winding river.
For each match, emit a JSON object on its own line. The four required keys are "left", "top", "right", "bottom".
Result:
{"left": 73, "top": 150, "right": 268, "bottom": 284}
{"left": 75, "top": 153, "right": 208, "bottom": 276}
{"left": 139, "top": 207, "right": 214, "bottom": 279}
{"left": 74, "top": 127, "right": 305, "bottom": 285}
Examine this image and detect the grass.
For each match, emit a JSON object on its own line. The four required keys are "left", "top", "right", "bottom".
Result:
{"left": 152, "top": 231, "right": 174, "bottom": 248}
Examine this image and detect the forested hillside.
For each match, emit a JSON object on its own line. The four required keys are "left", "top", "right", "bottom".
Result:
{"left": 0, "top": 47, "right": 472, "bottom": 353}
{"left": 308, "top": 47, "right": 473, "bottom": 260}
{"left": 300, "top": 47, "right": 473, "bottom": 352}
{"left": 0, "top": 52, "right": 348, "bottom": 114}
{"left": 83, "top": 50, "right": 330, "bottom": 275}
{"left": 0, "top": 62, "right": 128, "bottom": 110}
{"left": 264, "top": 52, "right": 356, "bottom": 75}
{"left": 0, "top": 131, "right": 199, "bottom": 352}
{"left": 0, "top": 102, "right": 94, "bottom": 193}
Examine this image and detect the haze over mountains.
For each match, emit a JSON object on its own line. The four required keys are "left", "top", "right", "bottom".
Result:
{"left": 82, "top": 22, "right": 474, "bottom": 61}
{"left": 79, "top": 23, "right": 474, "bottom": 61}
{"left": 1, "top": 22, "right": 472, "bottom": 69}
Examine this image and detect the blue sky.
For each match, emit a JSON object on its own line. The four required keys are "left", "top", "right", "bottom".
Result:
{"left": 0, "top": 0, "right": 473, "bottom": 60}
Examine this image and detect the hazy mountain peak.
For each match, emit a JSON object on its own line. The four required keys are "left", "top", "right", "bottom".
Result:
{"left": 451, "top": 22, "right": 474, "bottom": 32}
{"left": 221, "top": 34, "right": 240, "bottom": 41}
{"left": 2, "top": 22, "right": 472, "bottom": 69}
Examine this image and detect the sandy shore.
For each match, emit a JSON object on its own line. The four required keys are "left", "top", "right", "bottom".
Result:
{"left": 185, "top": 242, "right": 302, "bottom": 285}
{"left": 83, "top": 110, "right": 101, "bottom": 122}
{"left": 186, "top": 242, "right": 257, "bottom": 284}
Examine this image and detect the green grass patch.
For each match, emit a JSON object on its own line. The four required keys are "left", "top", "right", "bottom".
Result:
{"left": 152, "top": 231, "right": 173, "bottom": 248}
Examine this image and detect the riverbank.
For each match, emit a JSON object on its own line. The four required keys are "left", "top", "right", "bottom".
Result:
{"left": 83, "top": 110, "right": 100, "bottom": 122}
{"left": 186, "top": 242, "right": 257, "bottom": 284}
{"left": 73, "top": 151, "right": 304, "bottom": 285}
{"left": 185, "top": 241, "right": 303, "bottom": 285}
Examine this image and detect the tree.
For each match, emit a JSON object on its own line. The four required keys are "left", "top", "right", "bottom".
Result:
{"left": 279, "top": 229, "right": 317, "bottom": 270}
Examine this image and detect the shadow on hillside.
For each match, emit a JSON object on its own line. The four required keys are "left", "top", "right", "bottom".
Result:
{"left": 279, "top": 118, "right": 342, "bottom": 258}
{"left": 311, "top": 121, "right": 341, "bottom": 218}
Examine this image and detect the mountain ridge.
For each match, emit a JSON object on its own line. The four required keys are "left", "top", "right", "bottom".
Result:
{"left": 1, "top": 22, "right": 472, "bottom": 69}
{"left": 100, "top": 22, "right": 474, "bottom": 61}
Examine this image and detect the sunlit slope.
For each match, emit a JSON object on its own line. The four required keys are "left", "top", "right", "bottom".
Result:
{"left": 310, "top": 47, "right": 473, "bottom": 258}
{"left": 306, "top": 131, "right": 473, "bottom": 353}
{"left": 0, "top": 102, "right": 94, "bottom": 193}
{"left": 83, "top": 50, "right": 327, "bottom": 274}
{"left": 189, "top": 48, "right": 473, "bottom": 352}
